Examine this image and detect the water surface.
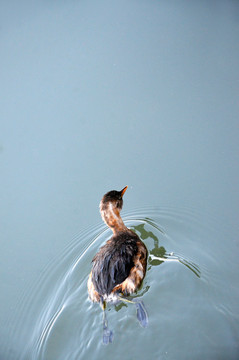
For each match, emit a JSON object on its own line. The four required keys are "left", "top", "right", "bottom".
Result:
{"left": 0, "top": 0, "right": 239, "bottom": 359}
{"left": 6, "top": 207, "right": 237, "bottom": 360}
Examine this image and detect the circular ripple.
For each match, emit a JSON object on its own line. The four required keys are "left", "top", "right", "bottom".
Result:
{"left": 5, "top": 206, "right": 236, "bottom": 360}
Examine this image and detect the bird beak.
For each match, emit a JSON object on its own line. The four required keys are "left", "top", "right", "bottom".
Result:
{"left": 120, "top": 186, "right": 128, "bottom": 197}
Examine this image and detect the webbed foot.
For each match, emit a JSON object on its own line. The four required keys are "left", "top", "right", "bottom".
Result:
{"left": 117, "top": 295, "right": 148, "bottom": 328}
{"left": 102, "top": 326, "right": 114, "bottom": 344}
{"left": 134, "top": 300, "right": 148, "bottom": 328}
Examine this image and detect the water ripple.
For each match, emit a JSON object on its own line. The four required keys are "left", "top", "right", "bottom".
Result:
{"left": 6, "top": 205, "right": 237, "bottom": 360}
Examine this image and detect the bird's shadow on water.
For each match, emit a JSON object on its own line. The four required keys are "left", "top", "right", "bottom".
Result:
{"left": 132, "top": 222, "right": 201, "bottom": 277}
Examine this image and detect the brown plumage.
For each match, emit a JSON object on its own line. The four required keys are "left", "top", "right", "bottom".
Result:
{"left": 87, "top": 186, "right": 148, "bottom": 304}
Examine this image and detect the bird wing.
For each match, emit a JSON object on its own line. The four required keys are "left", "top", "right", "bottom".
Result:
{"left": 91, "top": 234, "right": 138, "bottom": 296}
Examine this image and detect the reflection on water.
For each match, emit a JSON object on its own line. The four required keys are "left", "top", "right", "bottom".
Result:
{"left": 12, "top": 206, "right": 236, "bottom": 360}
{"left": 132, "top": 221, "right": 201, "bottom": 278}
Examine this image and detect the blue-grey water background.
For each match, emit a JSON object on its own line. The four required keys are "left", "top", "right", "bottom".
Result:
{"left": 1, "top": 1, "right": 239, "bottom": 359}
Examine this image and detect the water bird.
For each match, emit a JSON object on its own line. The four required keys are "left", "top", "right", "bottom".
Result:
{"left": 87, "top": 186, "right": 148, "bottom": 344}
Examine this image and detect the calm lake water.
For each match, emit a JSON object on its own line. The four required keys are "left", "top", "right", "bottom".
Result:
{"left": 1, "top": 1, "right": 239, "bottom": 359}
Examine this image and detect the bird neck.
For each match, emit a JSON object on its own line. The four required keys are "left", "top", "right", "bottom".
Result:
{"left": 101, "top": 203, "right": 128, "bottom": 234}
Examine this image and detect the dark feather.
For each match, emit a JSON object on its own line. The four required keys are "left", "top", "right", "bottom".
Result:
{"left": 91, "top": 231, "right": 139, "bottom": 295}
